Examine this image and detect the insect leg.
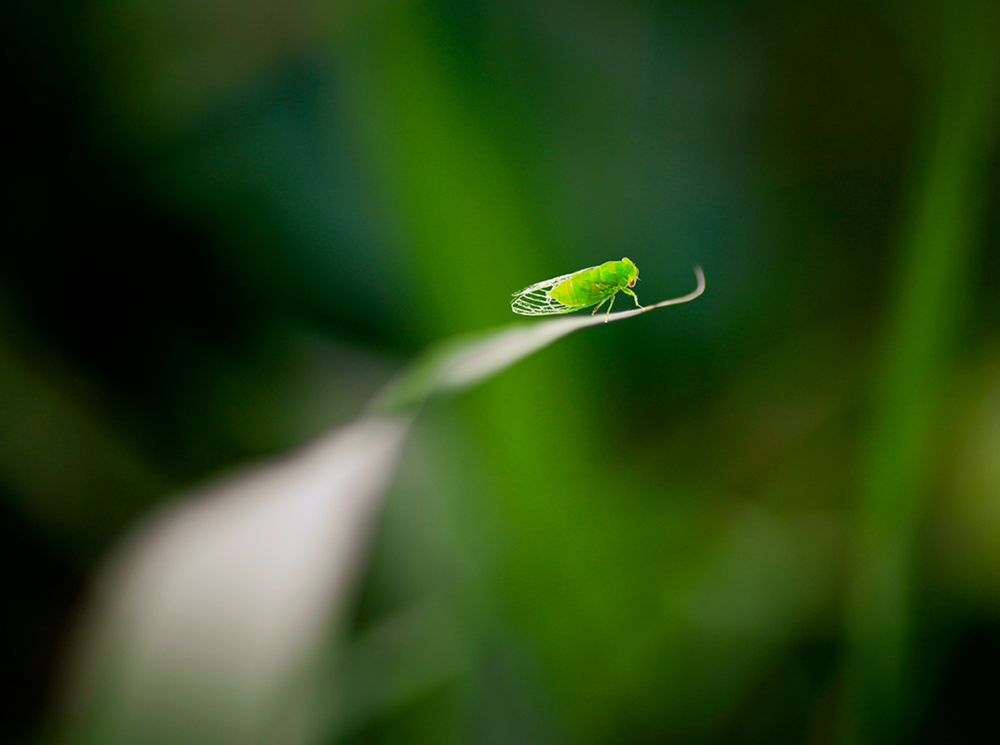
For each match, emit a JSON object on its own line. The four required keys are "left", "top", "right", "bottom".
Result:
{"left": 591, "top": 296, "right": 609, "bottom": 315}
{"left": 623, "top": 287, "right": 642, "bottom": 309}
{"left": 604, "top": 292, "right": 616, "bottom": 321}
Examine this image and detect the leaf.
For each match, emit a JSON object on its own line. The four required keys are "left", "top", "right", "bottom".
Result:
{"left": 62, "top": 416, "right": 412, "bottom": 745}
{"left": 371, "top": 266, "right": 705, "bottom": 414}
{"left": 60, "top": 269, "right": 704, "bottom": 745}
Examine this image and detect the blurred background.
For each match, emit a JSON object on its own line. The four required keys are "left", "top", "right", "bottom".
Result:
{"left": 3, "top": 0, "right": 999, "bottom": 743}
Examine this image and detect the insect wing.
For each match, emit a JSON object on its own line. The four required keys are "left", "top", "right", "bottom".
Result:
{"left": 510, "top": 273, "right": 574, "bottom": 315}
{"left": 510, "top": 267, "right": 597, "bottom": 316}
{"left": 511, "top": 288, "right": 575, "bottom": 315}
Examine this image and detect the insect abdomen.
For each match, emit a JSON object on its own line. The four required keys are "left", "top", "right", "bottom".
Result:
{"left": 549, "top": 262, "right": 623, "bottom": 307}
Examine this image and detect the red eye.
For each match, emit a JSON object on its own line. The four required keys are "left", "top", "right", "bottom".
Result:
{"left": 628, "top": 277, "right": 636, "bottom": 287}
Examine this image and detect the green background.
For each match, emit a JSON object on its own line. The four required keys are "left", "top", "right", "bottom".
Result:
{"left": 3, "top": 0, "right": 999, "bottom": 743}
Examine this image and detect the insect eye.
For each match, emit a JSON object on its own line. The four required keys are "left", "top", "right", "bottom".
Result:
{"left": 628, "top": 277, "right": 636, "bottom": 287}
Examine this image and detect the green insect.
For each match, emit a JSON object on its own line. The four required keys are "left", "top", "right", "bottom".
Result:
{"left": 511, "top": 257, "right": 642, "bottom": 319}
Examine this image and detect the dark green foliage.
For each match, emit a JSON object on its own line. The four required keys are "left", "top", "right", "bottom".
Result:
{"left": 2, "top": 1, "right": 999, "bottom": 744}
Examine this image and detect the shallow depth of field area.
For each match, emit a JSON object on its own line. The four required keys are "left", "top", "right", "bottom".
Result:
{"left": 3, "top": 2, "right": 1000, "bottom": 744}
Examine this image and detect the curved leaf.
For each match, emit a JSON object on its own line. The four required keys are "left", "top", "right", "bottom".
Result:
{"left": 61, "top": 269, "right": 704, "bottom": 745}
{"left": 371, "top": 266, "right": 705, "bottom": 414}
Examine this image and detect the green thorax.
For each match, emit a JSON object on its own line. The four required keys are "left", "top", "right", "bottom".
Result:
{"left": 549, "top": 258, "right": 638, "bottom": 308}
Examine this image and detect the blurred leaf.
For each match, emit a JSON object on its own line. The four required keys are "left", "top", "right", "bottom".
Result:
{"left": 840, "top": 2, "right": 1000, "bottom": 742}
{"left": 63, "top": 416, "right": 412, "bottom": 745}
{"left": 61, "top": 272, "right": 703, "bottom": 745}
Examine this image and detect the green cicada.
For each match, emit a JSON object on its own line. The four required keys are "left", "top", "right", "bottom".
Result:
{"left": 511, "top": 257, "right": 642, "bottom": 319}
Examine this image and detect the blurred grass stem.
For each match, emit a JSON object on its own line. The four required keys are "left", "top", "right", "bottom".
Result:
{"left": 840, "top": 2, "right": 1000, "bottom": 742}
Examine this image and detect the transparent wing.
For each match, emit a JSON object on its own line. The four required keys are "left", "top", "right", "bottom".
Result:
{"left": 510, "top": 266, "right": 598, "bottom": 316}
{"left": 511, "top": 288, "right": 578, "bottom": 315}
